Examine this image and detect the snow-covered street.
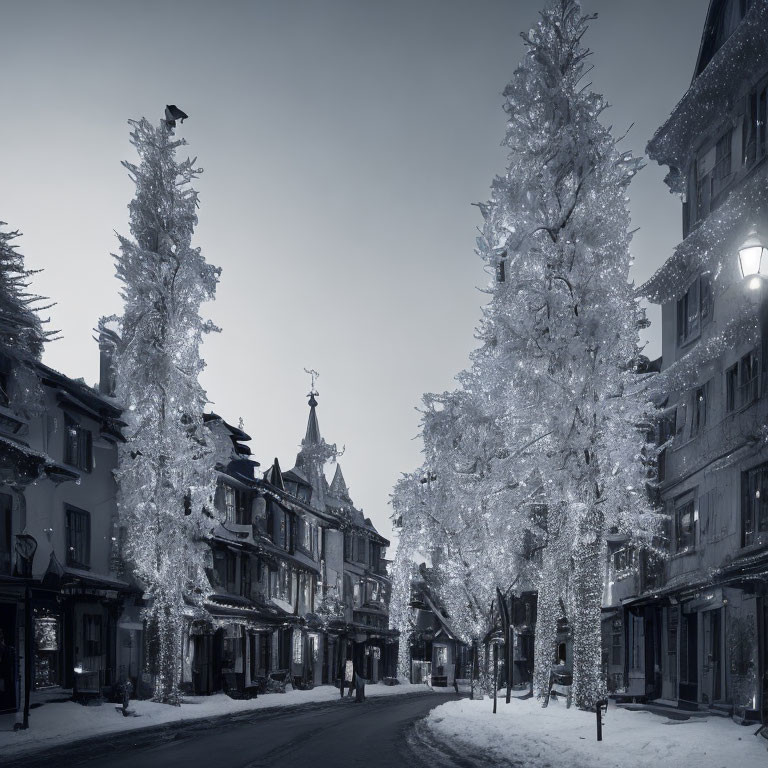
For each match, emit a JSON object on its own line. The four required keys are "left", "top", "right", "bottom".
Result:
{"left": 3, "top": 687, "right": 454, "bottom": 768}
{"left": 0, "top": 682, "right": 436, "bottom": 763}
{"left": 425, "top": 694, "right": 768, "bottom": 768}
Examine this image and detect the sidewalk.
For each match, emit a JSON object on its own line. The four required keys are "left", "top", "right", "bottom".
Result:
{"left": 0, "top": 681, "right": 435, "bottom": 760}
{"left": 424, "top": 692, "right": 768, "bottom": 768}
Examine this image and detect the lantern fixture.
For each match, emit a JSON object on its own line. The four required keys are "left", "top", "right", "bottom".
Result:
{"left": 738, "top": 231, "right": 768, "bottom": 289}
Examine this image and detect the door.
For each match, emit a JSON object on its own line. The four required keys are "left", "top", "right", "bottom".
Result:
{"left": 0, "top": 603, "right": 16, "bottom": 712}
{"left": 627, "top": 612, "right": 645, "bottom": 696}
{"left": 662, "top": 607, "right": 678, "bottom": 700}
{"left": 701, "top": 609, "right": 722, "bottom": 704}
{"left": 679, "top": 612, "right": 698, "bottom": 706}
{"left": 193, "top": 634, "right": 212, "bottom": 694}
{"left": 644, "top": 608, "right": 662, "bottom": 700}
{"left": 259, "top": 632, "right": 270, "bottom": 676}
{"left": 79, "top": 611, "right": 104, "bottom": 692}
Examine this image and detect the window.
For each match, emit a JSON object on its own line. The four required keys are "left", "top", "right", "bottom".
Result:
{"left": 694, "top": 130, "right": 733, "bottom": 222}
{"left": 225, "top": 486, "right": 236, "bottom": 524}
{"left": 742, "top": 461, "right": 768, "bottom": 547}
{"left": 743, "top": 82, "right": 768, "bottom": 166}
{"left": 726, "top": 363, "right": 739, "bottom": 412}
{"left": 677, "top": 274, "right": 712, "bottom": 347}
{"left": 64, "top": 415, "right": 92, "bottom": 472}
{"left": 223, "top": 485, "right": 250, "bottom": 525}
{"left": 240, "top": 556, "right": 252, "bottom": 598}
{"left": 275, "top": 561, "right": 290, "bottom": 602}
{"left": 711, "top": 131, "right": 733, "bottom": 204}
{"left": 271, "top": 505, "right": 292, "bottom": 551}
{"left": 690, "top": 383, "right": 708, "bottom": 437}
{"left": 725, "top": 353, "right": 759, "bottom": 412}
{"left": 356, "top": 535, "right": 368, "bottom": 565}
{"left": 0, "top": 492, "right": 10, "bottom": 576}
{"left": 302, "top": 573, "right": 313, "bottom": 611}
{"left": 292, "top": 631, "right": 303, "bottom": 664}
{"left": 675, "top": 498, "right": 696, "bottom": 552}
{"left": 370, "top": 541, "right": 381, "bottom": 572}
{"left": 611, "top": 619, "right": 622, "bottom": 667}
{"left": 65, "top": 506, "right": 90, "bottom": 568}
{"left": 613, "top": 547, "right": 634, "bottom": 578}
{"left": 0, "top": 371, "right": 9, "bottom": 408}
{"left": 739, "top": 350, "right": 759, "bottom": 406}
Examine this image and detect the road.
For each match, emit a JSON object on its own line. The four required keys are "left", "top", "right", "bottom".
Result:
{"left": 6, "top": 690, "right": 481, "bottom": 768}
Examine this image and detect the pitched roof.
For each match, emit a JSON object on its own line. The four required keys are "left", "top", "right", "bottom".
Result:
{"left": 264, "top": 457, "right": 285, "bottom": 490}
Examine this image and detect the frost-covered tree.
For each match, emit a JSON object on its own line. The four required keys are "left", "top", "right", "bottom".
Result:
{"left": 473, "top": 0, "right": 659, "bottom": 709}
{"left": 0, "top": 224, "right": 53, "bottom": 413}
{"left": 112, "top": 117, "right": 221, "bottom": 703}
{"left": 391, "top": 377, "right": 537, "bottom": 692}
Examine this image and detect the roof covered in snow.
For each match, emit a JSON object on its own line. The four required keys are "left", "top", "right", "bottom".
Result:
{"left": 646, "top": 0, "right": 765, "bottom": 189}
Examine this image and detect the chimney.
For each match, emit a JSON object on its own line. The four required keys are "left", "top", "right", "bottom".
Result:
{"left": 96, "top": 317, "right": 120, "bottom": 397}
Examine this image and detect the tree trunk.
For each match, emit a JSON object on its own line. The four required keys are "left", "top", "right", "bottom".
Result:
{"left": 534, "top": 548, "right": 560, "bottom": 701}
{"left": 571, "top": 503, "right": 605, "bottom": 710}
{"left": 146, "top": 596, "right": 183, "bottom": 704}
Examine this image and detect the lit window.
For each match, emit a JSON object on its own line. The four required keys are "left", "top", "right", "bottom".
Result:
{"left": 675, "top": 499, "right": 696, "bottom": 552}
{"left": 293, "top": 631, "right": 303, "bottom": 664}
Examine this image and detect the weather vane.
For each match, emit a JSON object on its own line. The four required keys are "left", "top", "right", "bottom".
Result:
{"left": 304, "top": 367, "right": 319, "bottom": 397}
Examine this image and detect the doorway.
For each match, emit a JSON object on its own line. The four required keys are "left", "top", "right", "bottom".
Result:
{"left": 701, "top": 609, "right": 722, "bottom": 704}
{"left": 679, "top": 612, "right": 698, "bottom": 706}
{"left": 0, "top": 603, "right": 16, "bottom": 712}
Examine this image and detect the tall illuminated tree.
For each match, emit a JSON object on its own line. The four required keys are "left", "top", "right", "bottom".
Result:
{"left": 473, "top": 0, "right": 658, "bottom": 709}
{"left": 112, "top": 116, "right": 221, "bottom": 703}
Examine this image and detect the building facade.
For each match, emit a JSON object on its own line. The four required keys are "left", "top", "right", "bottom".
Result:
{"left": 182, "top": 391, "right": 397, "bottom": 698}
{"left": 0, "top": 352, "right": 130, "bottom": 715}
{"left": 602, "top": 0, "right": 768, "bottom": 724}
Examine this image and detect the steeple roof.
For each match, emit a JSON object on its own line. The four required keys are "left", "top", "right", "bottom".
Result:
{"left": 304, "top": 392, "right": 321, "bottom": 445}
{"left": 329, "top": 463, "right": 350, "bottom": 502}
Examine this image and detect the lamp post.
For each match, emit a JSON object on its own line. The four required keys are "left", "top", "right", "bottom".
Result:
{"left": 738, "top": 233, "right": 768, "bottom": 393}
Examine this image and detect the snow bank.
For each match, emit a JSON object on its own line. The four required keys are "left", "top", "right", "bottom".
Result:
{"left": 0, "top": 681, "right": 433, "bottom": 759}
{"left": 425, "top": 695, "right": 767, "bottom": 768}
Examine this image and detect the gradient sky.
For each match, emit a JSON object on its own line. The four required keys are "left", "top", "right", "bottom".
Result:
{"left": 0, "top": 0, "right": 707, "bottom": 548}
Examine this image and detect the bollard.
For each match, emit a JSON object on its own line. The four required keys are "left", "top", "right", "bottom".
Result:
{"left": 595, "top": 698, "right": 608, "bottom": 741}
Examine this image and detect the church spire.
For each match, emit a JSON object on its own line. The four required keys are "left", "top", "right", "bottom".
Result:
{"left": 293, "top": 369, "right": 337, "bottom": 511}
{"left": 305, "top": 390, "right": 321, "bottom": 445}
{"left": 303, "top": 366, "right": 321, "bottom": 445}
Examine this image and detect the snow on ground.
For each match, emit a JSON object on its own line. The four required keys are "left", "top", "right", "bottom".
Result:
{"left": 0, "top": 681, "right": 435, "bottom": 759}
{"left": 425, "top": 694, "right": 768, "bottom": 768}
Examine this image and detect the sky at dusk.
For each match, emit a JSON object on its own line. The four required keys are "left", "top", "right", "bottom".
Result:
{"left": 0, "top": 0, "right": 707, "bottom": 546}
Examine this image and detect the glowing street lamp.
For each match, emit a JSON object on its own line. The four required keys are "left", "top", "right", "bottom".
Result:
{"left": 738, "top": 233, "right": 768, "bottom": 289}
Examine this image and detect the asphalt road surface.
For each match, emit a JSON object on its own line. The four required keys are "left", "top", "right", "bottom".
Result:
{"left": 6, "top": 690, "right": 482, "bottom": 768}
